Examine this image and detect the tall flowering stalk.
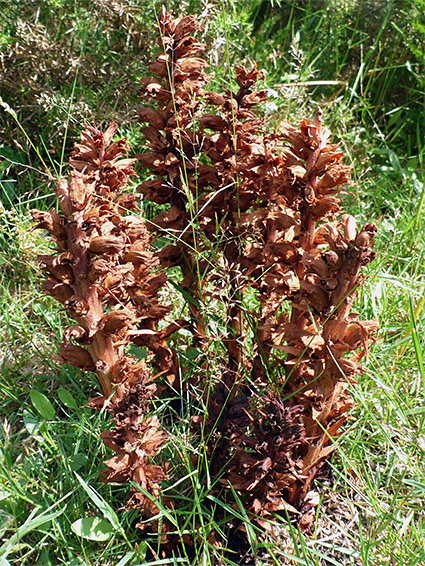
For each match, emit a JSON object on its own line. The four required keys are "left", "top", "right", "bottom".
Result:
{"left": 32, "top": 123, "right": 177, "bottom": 519}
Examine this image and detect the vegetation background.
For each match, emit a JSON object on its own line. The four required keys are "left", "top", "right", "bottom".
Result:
{"left": 0, "top": 0, "right": 424, "bottom": 564}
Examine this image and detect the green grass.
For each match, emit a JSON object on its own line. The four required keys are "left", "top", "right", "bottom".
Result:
{"left": 1, "top": 0, "right": 425, "bottom": 564}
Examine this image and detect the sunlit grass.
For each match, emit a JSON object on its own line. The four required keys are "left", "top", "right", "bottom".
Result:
{"left": 1, "top": 0, "right": 424, "bottom": 564}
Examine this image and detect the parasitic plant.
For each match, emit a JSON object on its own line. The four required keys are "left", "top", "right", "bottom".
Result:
{"left": 137, "top": 10, "right": 378, "bottom": 539}
{"left": 32, "top": 123, "right": 178, "bottom": 520}
{"left": 33, "top": 9, "right": 378, "bottom": 558}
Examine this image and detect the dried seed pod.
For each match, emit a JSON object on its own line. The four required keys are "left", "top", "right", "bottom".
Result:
{"left": 89, "top": 236, "right": 124, "bottom": 254}
{"left": 137, "top": 107, "right": 168, "bottom": 129}
{"left": 58, "top": 344, "right": 95, "bottom": 370}
{"left": 342, "top": 214, "right": 357, "bottom": 241}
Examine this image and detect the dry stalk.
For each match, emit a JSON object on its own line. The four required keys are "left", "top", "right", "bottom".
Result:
{"left": 32, "top": 122, "right": 178, "bottom": 522}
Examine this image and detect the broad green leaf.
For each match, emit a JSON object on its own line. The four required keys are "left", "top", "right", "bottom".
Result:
{"left": 69, "top": 454, "right": 88, "bottom": 472}
{"left": 23, "top": 409, "right": 39, "bottom": 435}
{"left": 71, "top": 517, "right": 114, "bottom": 541}
{"left": 30, "top": 391, "right": 55, "bottom": 420}
{"left": 57, "top": 387, "right": 78, "bottom": 410}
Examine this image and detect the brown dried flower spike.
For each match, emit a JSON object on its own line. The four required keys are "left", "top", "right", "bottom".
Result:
{"left": 33, "top": 10, "right": 378, "bottom": 554}
{"left": 32, "top": 122, "right": 176, "bottom": 518}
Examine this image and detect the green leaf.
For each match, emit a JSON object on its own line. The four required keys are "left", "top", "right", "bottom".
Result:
{"left": 69, "top": 453, "right": 88, "bottom": 472}
{"left": 0, "top": 508, "right": 63, "bottom": 560}
{"left": 182, "top": 347, "right": 202, "bottom": 362}
{"left": 227, "top": 482, "right": 257, "bottom": 556}
{"left": 71, "top": 517, "right": 114, "bottom": 541}
{"left": 115, "top": 551, "right": 138, "bottom": 566}
{"left": 57, "top": 387, "right": 78, "bottom": 410}
{"left": 133, "top": 559, "right": 186, "bottom": 565}
{"left": 402, "top": 478, "right": 425, "bottom": 495}
{"left": 0, "top": 489, "right": 11, "bottom": 503}
{"left": 128, "top": 345, "right": 148, "bottom": 360}
{"left": 168, "top": 279, "right": 202, "bottom": 309}
{"left": 0, "top": 179, "right": 16, "bottom": 205}
{"left": 129, "top": 482, "right": 177, "bottom": 527}
{"left": 23, "top": 410, "right": 39, "bottom": 435}
{"left": 36, "top": 550, "right": 52, "bottom": 566}
{"left": 30, "top": 391, "right": 55, "bottom": 420}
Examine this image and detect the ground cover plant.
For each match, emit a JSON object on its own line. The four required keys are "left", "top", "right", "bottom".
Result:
{"left": 1, "top": 1, "right": 425, "bottom": 565}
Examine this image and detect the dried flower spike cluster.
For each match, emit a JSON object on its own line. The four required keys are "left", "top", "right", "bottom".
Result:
{"left": 33, "top": 9, "right": 378, "bottom": 554}
{"left": 32, "top": 123, "right": 176, "bottom": 518}
{"left": 137, "top": 10, "right": 377, "bottom": 536}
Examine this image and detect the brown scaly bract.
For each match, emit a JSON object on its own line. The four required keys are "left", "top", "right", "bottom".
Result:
{"left": 138, "top": 10, "right": 378, "bottom": 542}
{"left": 32, "top": 122, "right": 177, "bottom": 519}
{"left": 137, "top": 12, "right": 209, "bottom": 307}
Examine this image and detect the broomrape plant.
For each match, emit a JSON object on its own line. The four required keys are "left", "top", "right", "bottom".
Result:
{"left": 32, "top": 9, "right": 377, "bottom": 559}
{"left": 32, "top": 122, "right": 178, "bottom": 523}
